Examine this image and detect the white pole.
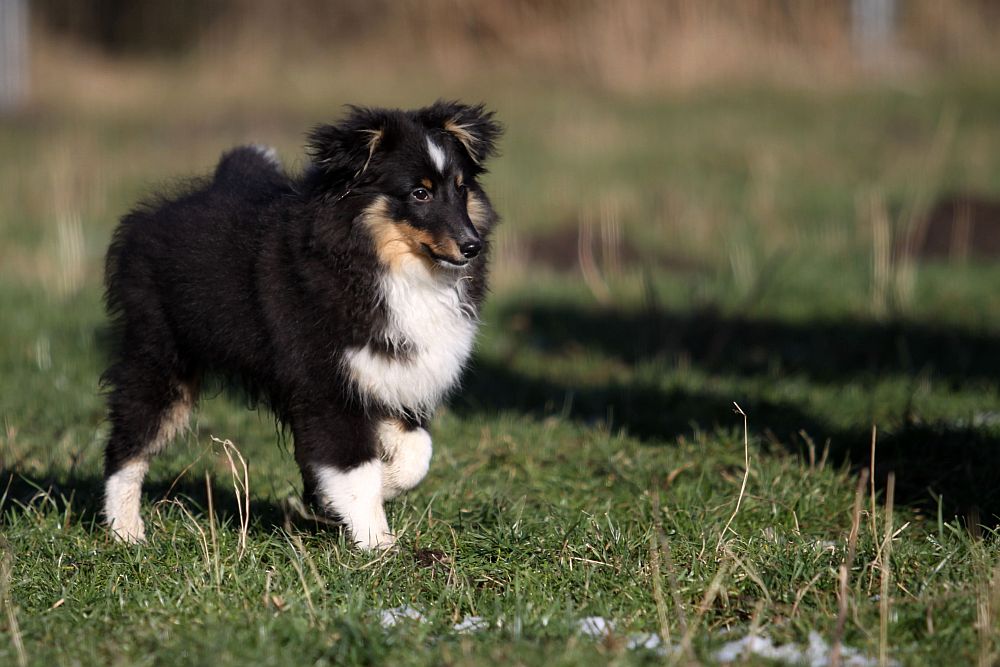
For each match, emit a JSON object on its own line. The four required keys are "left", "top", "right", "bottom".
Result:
{"left": 0, "top": 0, "right": 29, "bottom": 111}
{"left": 852, "top": 0, "right": 898, "bottom": 66}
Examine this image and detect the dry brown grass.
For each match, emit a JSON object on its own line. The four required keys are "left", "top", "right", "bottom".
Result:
{"left": 26, "top": 0, "right": 1000, "bottom": 114}
{"left": 0, "top": 538, "right": 27, "bottom": 667}
{"left": 213, "top": 0, "right": 1000, "bottom": 90}
{"left": 831, "top": 469, "right": 868, "bottom": 667}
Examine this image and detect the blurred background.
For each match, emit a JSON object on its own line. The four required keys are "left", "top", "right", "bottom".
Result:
{"left": 3, "top": 0, "right": 1000, "bottom": 304}
{"left": 3, "top": 1, "right": 1000, "bottom": 517}
{"left": 6, "top": 9, "right": 1000, "bottom": 663}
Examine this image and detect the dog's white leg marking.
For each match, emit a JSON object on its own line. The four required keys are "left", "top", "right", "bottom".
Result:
{"left": 426, "top": 137, "right": 447, "bottom": 173}
{"left": 314, "top": 462, "right": 394, "bottom": 550}
{"left": 105, "top": 459, "right": 150, "bottom": 543}
{"left": 104, "top": 385, "right": 193, "bottom": 543}
{"left": 378, "top": 421, "right": 433, "bottom": 500}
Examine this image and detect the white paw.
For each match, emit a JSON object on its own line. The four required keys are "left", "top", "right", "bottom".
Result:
{"left": 377, "top": 421, "right": 433, "bottom": 500}
{"left": 109, "top": 519, "right": 146, "bottom": 544}
{"left": 354, "top": 526, "right": 397, "bottom": 551}
{"left": 313, "top": 461, "right": 394, "bottom": 550}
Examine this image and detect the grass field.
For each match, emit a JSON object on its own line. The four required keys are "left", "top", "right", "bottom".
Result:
{"left": 3, "top": 53, "right": 1000, "bottom": 665}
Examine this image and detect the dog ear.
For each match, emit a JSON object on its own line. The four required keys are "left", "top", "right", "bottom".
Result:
{"left": 424, "top": 101, "right": 503, "bottom": 166}
{"left": 307, "top": 106, "right": 388, "bottom": 182}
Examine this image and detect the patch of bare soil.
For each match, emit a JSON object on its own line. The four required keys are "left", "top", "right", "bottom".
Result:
{"left": 906, "top": 194, "right": 1000, "bottom": 261}
{"left": 518, "top": 223, "right": 707, "bottom": 275}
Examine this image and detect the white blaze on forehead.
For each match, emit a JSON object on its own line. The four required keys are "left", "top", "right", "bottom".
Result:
{"left": 426, "top": 136, "right": 447, "bottom": 173}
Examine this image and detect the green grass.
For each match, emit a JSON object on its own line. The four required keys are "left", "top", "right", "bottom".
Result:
{"left": 4, "top": 69, "right": 1000, "bottom": 665}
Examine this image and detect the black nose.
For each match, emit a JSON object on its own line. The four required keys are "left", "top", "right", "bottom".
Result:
{"left": 460, "top": 240, "right": 482, "bottom": 259}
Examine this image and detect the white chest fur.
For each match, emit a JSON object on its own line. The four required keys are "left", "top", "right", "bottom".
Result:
{"left": 343, "top": 258, "right": 478, "bottom": 417}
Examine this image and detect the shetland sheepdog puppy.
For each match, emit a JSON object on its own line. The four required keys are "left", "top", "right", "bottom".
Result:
{"left": 101, "top": 101, "right": 502, "bottom": 549}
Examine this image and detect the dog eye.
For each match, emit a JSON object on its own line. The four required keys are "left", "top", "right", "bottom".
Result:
{"left": 457, "top": 182, "right": 468, "bottom": 197}
{"left": 411, "top": 188, "right": 432, "bottom": 202}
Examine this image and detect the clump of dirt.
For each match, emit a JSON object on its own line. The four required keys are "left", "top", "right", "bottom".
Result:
{"left": 907, "top": 194, "right": 1000, "bottom": 261}
{"left": 517, "top": 223, "right": 706, "bottom": 275}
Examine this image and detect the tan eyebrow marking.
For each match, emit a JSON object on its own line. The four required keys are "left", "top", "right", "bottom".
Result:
{"left": 444, "top": 119, "right": 482, "bottom": 164}
{"left": 421, "top": 178, "right": 433, "bottom": 190}
{"left": 357, "top": 128, "right": 383, "bottom": 177}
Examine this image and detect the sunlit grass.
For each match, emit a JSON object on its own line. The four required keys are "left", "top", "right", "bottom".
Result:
{"left": 3, "top": 58, "right": 1000, "bottom": 665}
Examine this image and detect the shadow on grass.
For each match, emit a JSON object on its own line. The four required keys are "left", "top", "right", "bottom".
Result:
{"left": 496, "top": 303, "right": 1000, "bottom": 385}
{"left": 0, "top": 470, "right": 340, "bottom": 539}
{"left": 457, "top": 302, "right": 1000, "bottom": 523}
{"left": 458, "top": 356, "right": 831, "bottom": 443}
{"left": 14, "top": 301, "right": 998, "bottom": 532}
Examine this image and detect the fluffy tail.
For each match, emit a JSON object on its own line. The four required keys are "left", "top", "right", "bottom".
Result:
{"left": 213, "top": 145, "right": 287, "bottom": 195}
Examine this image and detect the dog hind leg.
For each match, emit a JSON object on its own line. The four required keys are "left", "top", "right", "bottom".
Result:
{"left": 104, "top": 367, "right": 196, "bottom": 543}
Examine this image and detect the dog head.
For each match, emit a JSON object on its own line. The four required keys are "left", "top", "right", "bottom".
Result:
{"left": 308, "top": 101, "right": 503, "bottom": 270}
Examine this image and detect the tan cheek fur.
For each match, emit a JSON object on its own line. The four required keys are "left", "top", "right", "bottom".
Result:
{"left": 362, "top": 198, "right": 463, "bottom": 269}
{"left": 466, "top": 192, "right": 490, "bottom": 232}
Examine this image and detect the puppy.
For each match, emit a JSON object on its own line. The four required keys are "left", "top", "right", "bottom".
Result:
{"left": 101, "top": 101, "right": 502, "bottom": 549}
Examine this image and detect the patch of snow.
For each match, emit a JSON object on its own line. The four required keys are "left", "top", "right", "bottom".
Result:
{"left": 625, "top": 632, "right": 671, "bottom": 653}
{"left": 715, "top": 631, "right": 889, "bottom": 666}
{"left": 453, "top": 616, "right": 489, "bottom": 634}
{"left": 378, "top": 606, "right": 888, "bottom": 666}
{"left": 578, "top": 617, "right": 674, "bottom": 656}
{"left": 577, "top": 616, "right": 614, "bottom": 638}
{"left": 380, "top": 605, "right": 427, "bottom": 628}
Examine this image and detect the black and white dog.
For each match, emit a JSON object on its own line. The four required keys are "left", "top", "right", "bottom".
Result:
{"left": 101, "top": 101, "right": 501, "bottom": 549}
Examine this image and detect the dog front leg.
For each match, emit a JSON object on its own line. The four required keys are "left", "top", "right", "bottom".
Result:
{"left": 292, "top": 405, "right": 394, "bottom": 550}
{"left": 313, "top": 460, "right": 393, "bottom": 550}
{"left": 377, "top": 418, "right": 433, "bottom": 500}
